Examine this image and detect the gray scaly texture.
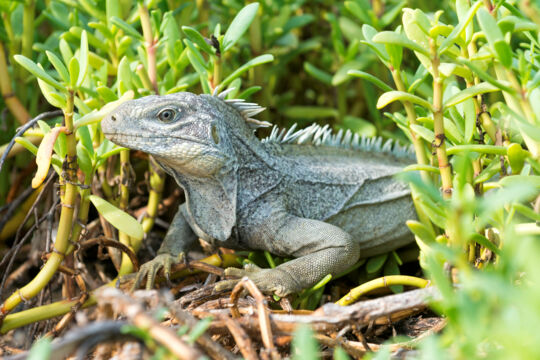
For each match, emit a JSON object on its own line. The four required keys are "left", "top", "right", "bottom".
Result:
{"left": 101, "top": 91, "right": 416, "bottom": 296}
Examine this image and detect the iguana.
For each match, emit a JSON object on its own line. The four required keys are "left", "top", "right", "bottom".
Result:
{"left": 101, "top": 90, "right": 416, "bottom": 296}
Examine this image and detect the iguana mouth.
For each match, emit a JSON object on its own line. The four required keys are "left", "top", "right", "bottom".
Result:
{"left": 104, "top": 132, "right": 211, "bottom": 146}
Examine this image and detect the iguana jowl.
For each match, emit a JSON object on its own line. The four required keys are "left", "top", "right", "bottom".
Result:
{"left": 101, "top": 90, "right": 416, "bottom": 296}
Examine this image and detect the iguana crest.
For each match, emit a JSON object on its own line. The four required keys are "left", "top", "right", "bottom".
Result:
{"left": 213, "top": 88, "right": 414, "bottom": 160}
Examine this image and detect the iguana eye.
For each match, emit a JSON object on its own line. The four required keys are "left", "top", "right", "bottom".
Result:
{"left": 157, "top": 108, "right": 176, "bottom": 122}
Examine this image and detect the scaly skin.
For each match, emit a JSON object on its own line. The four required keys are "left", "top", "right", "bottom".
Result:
{"left": 102, "top": 92, "right": 416, "bottom": 296}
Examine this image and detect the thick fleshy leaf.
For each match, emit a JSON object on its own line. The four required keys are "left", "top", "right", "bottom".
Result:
{"left": 75, "top": 90, "right": 134, "bottom": 128}
{"left": 507, "top": 143, "right": 528, "bottom": 174}
{"left": 283, "top": 106, "right": 339, "bottom": 119}
{"left": 110, "top": 16, "right": 144, "bottom": 41}
{"left": 219, "top": 54, "right": 273, "bottom": 89}
{"left": 304, "top": 62, "right": 333, "bottom": 85}
{"left": 76, "top": 30, "right": 89, "bottom": 87}
{"left": 377, "top": 91, "right": 432, "bottom": 110}
{"left": 45, "top": 51, "right": 69, "bottom": 83}
{"left": 182, "top": 26, "right": 215, "bottom": 55}
{"left": 222, "top": 3, "right": 259, "bottom": 52}
{"left": 14, "top": 55, "right": 65, "bottom": 91}
{"left": 476, "top": 8, "right": 512, "bottom": 68}
{"left": 410, "top": 124, "right": 435, "bottom": 143}
{"left": 438, "top": 1, "right": 482, "bottom": 55}
{"left": 37, "top": 78, "right": 67, "bottom": 109}
{"left": 366, "top": 253, "right": 388, "bottom": 273}
{"left": 372, "top": 31, "right": 430, "bottom": 57}
{"left": 68, "top": 57, "right": 79, "bottom": 88}
{"left": 444, "top": 82, "right": 499, "bottom": 107}
{"left": 89, "top": 195, "right": 143, "bottom": 240}
{"left": 348, "top": 70, "right": 393, "bottom": 92}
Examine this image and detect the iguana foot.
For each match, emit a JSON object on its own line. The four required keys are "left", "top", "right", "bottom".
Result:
{"left": 132, "top": 252, "right": 185, "bottom": 290}
{"left": 215, "top": 263, "right": 302, "bottom": 297}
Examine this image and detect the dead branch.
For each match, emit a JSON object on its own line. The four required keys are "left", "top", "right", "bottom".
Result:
{"left": 230, "top": 278, "right": 279, "bottom": 360}
{"left": 169, "top": 304, "right": 239, "bottom": 360}
{"left": 97, "top": 287, "right": 204, "bottom": 359}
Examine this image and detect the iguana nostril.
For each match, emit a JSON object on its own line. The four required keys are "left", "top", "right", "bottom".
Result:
{"left": 111, "top": 115, "right": 117, "bottom": 121}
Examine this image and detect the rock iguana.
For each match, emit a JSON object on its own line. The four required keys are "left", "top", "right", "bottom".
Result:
{"left": 101, "top": 90, "right": 416, "bottom": 296}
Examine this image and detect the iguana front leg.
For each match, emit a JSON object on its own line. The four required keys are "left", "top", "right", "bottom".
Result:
{"left": 216, "top": 215, "right": 360, "bottom": 297}
{"left": 133, "top": 204, "right": 197, "bottom": 289}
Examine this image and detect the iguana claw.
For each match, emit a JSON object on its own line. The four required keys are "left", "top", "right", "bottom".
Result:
{"left": 215, "top": 263, "right": 300, "bottom": 297}
{"left": 132, "top": 252, "right": 185, "bottom": 290}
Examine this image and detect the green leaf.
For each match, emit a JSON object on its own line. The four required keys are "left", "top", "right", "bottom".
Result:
{"left": 46, "top": 51, "right": 69, "bottom": 83}
{"left": 219, "top": 54, "right": 273, "bottom": 89}
{"left": 332, "top": 59, "right": 370, "bottom": 86}
{"left": 410, "top": 124, "right": 435, "bottom": 143}
{"left": 187, "top": 317, "right": 213, "bottom": 344}
{"left": 77, "top": 141, "right": 94, "bottom": 178}
{"left": 402, "top": 9, "right": 432, "bottom": 74}
{"left": 446, "top": 145, "right": 506, "bottom": 156}
{"left": 14, "top": 55, "right": 65, "bottom": 92}
{"left": 106, "top": 0, "right": 121, "bottom": 21}
{"left": 291, "top": 325, "right": 320, "bottom": 360}
{"left": 380, "top": 0, "right": 407, "bottom": 27}
{"left": 28, "top": 337, "right": 52, "bottom": 360}
{"left": 438, "top": 0, "right": 482, "bottom": 55}
{"left": 377, "top": 91, "right": 432, "bottom": 110}
{"left": 68, "top": 57, "right": 79, "bottom": 88}
{"left": 77, "top": 30, "right": 88, "bottom": 87}
{"left": 77, "top": 125, "right": 94, "bottom": 156}
{"left": 444, "top": 82, "right": 499, "bottom": 108}
{"left": 348, "top": 70, "right": 393, "bottom": 92}
{"left": 499, "top": 175, "right": 540, "bottom": 189}
{"left": 184, "top": 39, "right": 209, "bottom": 71}
{"left": 117, "top": 56, "right": 133, "bottom": 94}
{"left": 457, "top": 58, "right": 515, "bottom": 94}
{"left": 110, "top": 16, "right": 144, "bottom": 41}
{"left": 59, "top": 38, "right": 74, "bottom": 65}
{"left": 182, "top": 26, "right": 215, "bottom": 55}
{"left": 470, "top": 233, "right": 500, "bottom": 255}
{"left": 345, "top": 1, "right": 371, "bottom": 25}
{"left": 222, "top": 3, "right": 259, "bottom": 52}
{"left": 282, "top": 106, "right": 339, "bottom": 119}
{"left": 366, "top": 253, "right": 388, "bottom": 273}
{"left": 476, "top": 8, "right": 512, "bottom": 68}
{"left": 37, "top": 77, "right": 67, "bottom": 109}
{"left": 304, "top": 62, "right": 332, "bottom": 85}
{"left": 237, "top": 86, "right": 261, "bottom": 99}
{"left": 334, "top": 346, "right": 351, "bottom": 360}
{"left": 507, "top": 143, "right": 528, "bottom": 174}
{"left": 97, "top": 86, "right": 119, "bottom": 103}
{"left": 406, "top": 220, "right": 436, "bottom": 243}
{"left": 341, "top": 115, "right": 377, "bottom": 136}
{"left": 372, "top": 31, "right": 430, "bottom": 57}
{"left": 361, "top": 24, "right": 389, "bottom": 63}
{"left": 463, "top": 98, "right": 476, "bottom": 143}
{"left": 384, "top": 257, "right": 403, "bottom": 293}
{"left": 89, "top": 195, "right": 143, "bottom": 240}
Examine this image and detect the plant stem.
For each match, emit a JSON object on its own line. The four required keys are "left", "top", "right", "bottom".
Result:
{"left": 139, "top": 3, "right": 158, "bottom": 94}
{"left": 142, "top": 156, "right": 165, "bottom": 235}
{"left": 118, "top": 149, "right": 134, "bottom": 276}
{"left": 1, "top": 91, "right": 78, "bottom": 314}
{"left": 431, "top": 46, "right": 453, "bottom": 199}
{"left": 0, "top": 253, "right": 239, "bottom": 333}
{"left": 0, "top": 42, "right": 30, "bottom": 124}
{"left": 19, "top": 0, "right": 36, "bottom": 104}
{"left": 391, "top": 70, "right": 429, "bottom": 179}
{"left": 336, "top": 275, "right": 429, "bottom": 306}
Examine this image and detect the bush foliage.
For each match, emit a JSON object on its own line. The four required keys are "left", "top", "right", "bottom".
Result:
{"left": 1, "top": 0, "right": 540, "bottom": 358}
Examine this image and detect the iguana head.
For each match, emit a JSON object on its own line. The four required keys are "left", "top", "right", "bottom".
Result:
{"left": 102, "top": 92, "right": 239, "bottom": 178}
{"left": 102, "top": 91, "right": 268, "bottom": 241}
